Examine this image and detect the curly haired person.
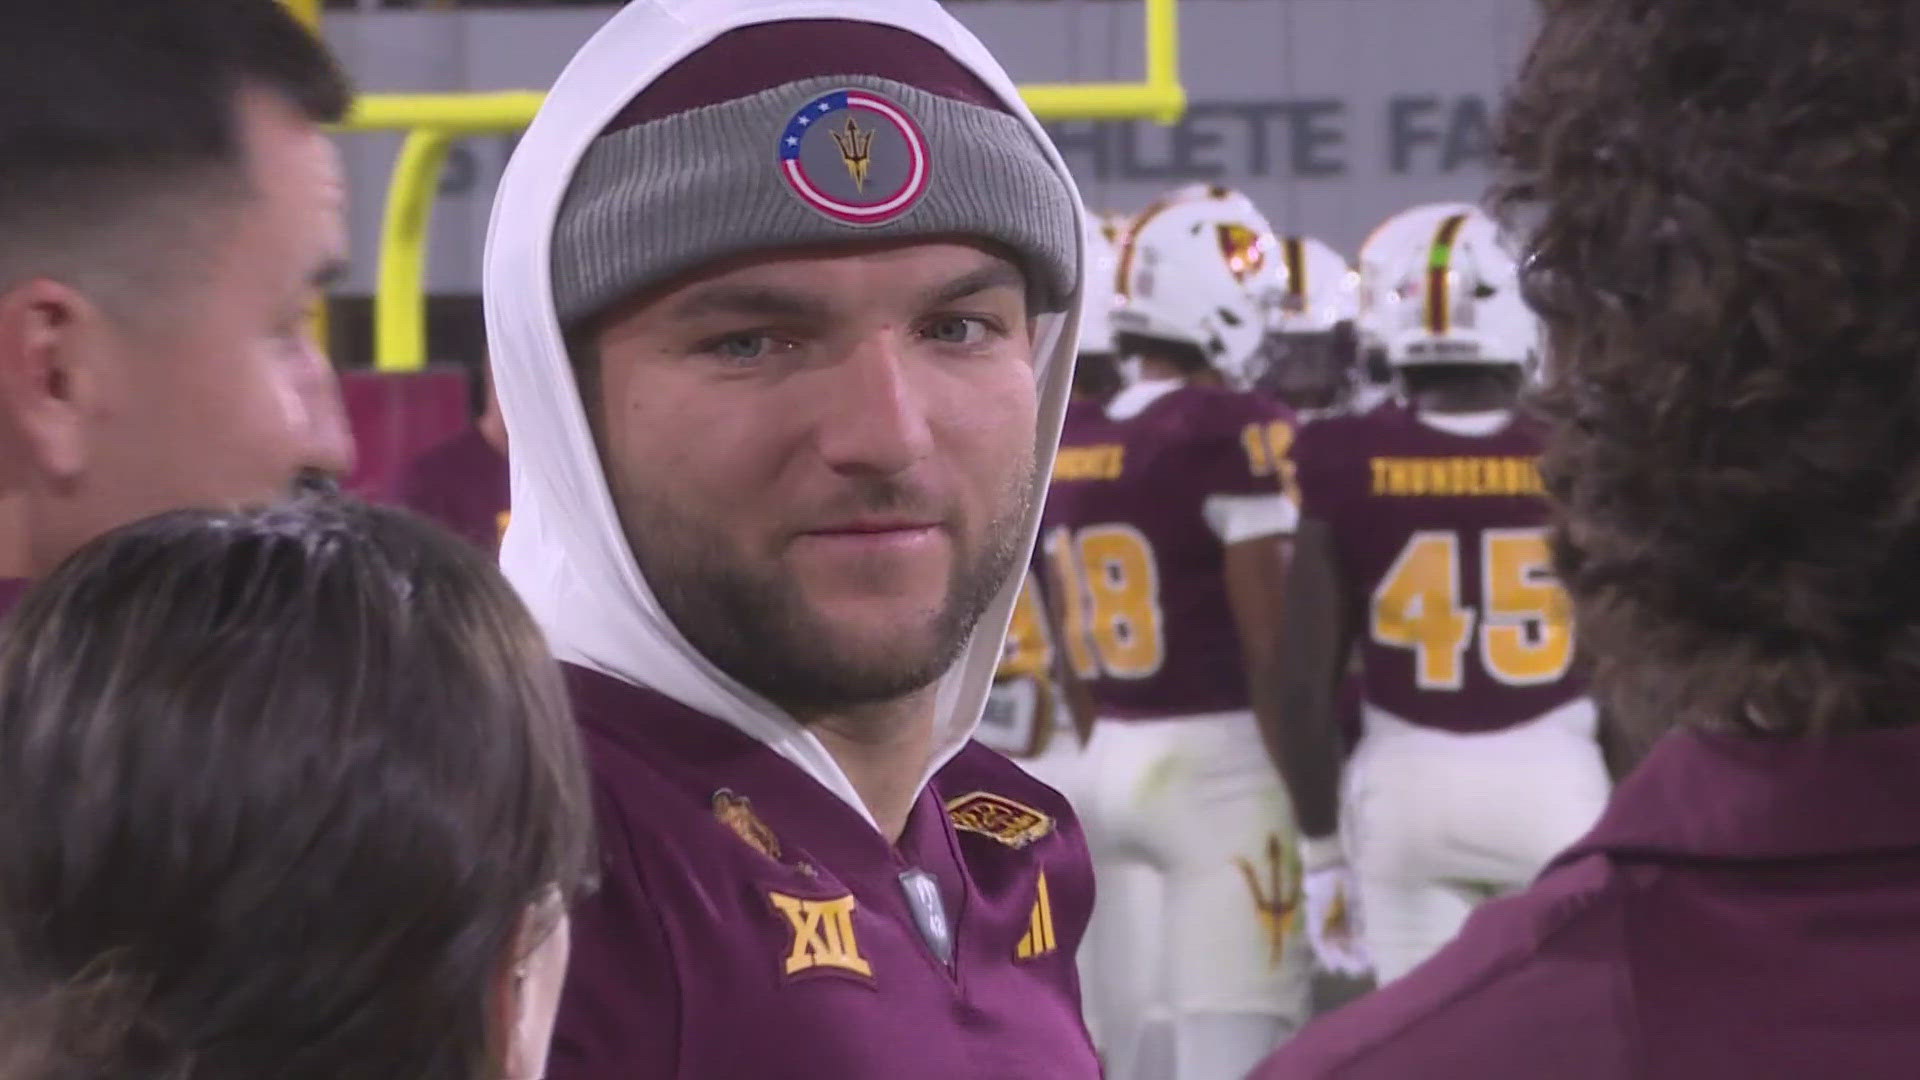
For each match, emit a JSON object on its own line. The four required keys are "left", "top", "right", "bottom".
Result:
{"left": 1253, "top": 3, "right": 1920, "bottom": 1076}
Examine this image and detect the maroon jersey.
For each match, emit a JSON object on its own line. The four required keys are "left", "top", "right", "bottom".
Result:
{"left": 1254, "top": 723, "right": 1920, "bottom": 1078}
{"left": 1041, "top": 383, "right": 1296, "bottom": 720}
{"left": 0, "top": 578, "right": 23, "bottom": 618}
{"left": 394, "top": 426, "right": 509, "bottom": 555}
{"left": 1293, "top": 402, "right": 1583, "bottom": 734}
{"left": 550, "top": 665, "right": 1100, "bottom": 1079}
{"left": 339, "top": 368, "right": 470, "bottom": 503}
{"left": 993, "top": 398, "right": 1108, "bottom": 684}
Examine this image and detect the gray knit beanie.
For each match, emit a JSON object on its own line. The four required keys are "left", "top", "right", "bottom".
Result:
{"left": 551, "top": 19, "right": 1079, "bottom": 327}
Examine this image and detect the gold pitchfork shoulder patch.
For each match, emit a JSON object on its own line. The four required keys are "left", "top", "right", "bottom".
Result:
{"left": 945, "top": 790, "right": 1055, "bottom": 850}
{"left": 713, "top": 789, "right": 782, "bottom": 864}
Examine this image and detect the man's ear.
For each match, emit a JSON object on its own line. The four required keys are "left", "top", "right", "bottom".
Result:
{"left": 497, "top": 890, "right": 570, "bottom": 1080}
{"left": 489, "top": 931, "right": 522, "bottom": 1079}
{"left": 0, "top": 279, "right": 117, "bottom": 484}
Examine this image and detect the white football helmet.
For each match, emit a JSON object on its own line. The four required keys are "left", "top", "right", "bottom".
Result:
{"left": 1356, "top": 202, "right": 1478, "bottom": 360}
{"left": 1370, "top": 207, "right": 1538, "bottom": 370}
{"left": 1274, "top": 235, "right": 1361, "bottom": 335}
{"left": 1111, "top": 184, "right": 1288, "bottom": 386}
{"left": 1254, "top": 235, "right": 1364, "bottom": 413}
{"left": 1077, "top": 210, "right": 1127, "bottom": 357}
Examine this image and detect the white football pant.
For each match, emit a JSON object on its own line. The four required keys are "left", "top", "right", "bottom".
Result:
{"left": 1074, "top": 713, "right": 1312, "bottom": 1080}
{"left": 1344, "top": 698, "right": 1611, "bottom": 984}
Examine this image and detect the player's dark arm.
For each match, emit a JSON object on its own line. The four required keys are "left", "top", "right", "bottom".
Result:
{"left": 1223, "top": 530, "right": 1301, "bottom": 804}
{"left": 1050, "top": 609, "right": 1099, "bottom": 746}
{"left": 1261, "top": 516, "right": 1352, "bottom": 839}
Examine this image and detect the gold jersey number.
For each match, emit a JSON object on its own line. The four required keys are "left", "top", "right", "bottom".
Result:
{"left": 997, "top": 574, "right": 1054, "bottom": 681}
{"left": 1240, "top": 420, "right": 1302, "bottom": 503}
{"left": 1371, "top": 527, "right": 1574, "bottom": 690}
{"left": 1044, "top": 524, "right": 1167, "bottom": 680}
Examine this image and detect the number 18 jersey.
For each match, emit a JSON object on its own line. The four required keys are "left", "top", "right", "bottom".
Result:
{"left": 1041, "top": 382, "right": 1298, "bottom": 721}
{"left": 1292, "top": 401, "right": 1585, "bottom": 734}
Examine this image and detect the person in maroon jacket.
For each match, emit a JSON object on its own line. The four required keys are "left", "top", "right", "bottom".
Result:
{"left": 1254, "top": 3, "right": 1920, "bottom": 1076}
{"left": 0, "top": 1, "right": 355, "bottom": 609}
{"left": 483, "top": 3, "right": 1095, "bottom": 1077}
{"left": 396, "top": 358, "right": 510, "bottom": 555}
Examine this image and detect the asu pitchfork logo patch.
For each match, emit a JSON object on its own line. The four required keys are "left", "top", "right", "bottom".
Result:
{"left": 713, "top": 789, "right": 782, "bottom": 864}
{"left": 946, "top": 791, "right": 1055, "bottom": 849}
{"left": 778, "top": 89, "right": 930, "bottom": 226}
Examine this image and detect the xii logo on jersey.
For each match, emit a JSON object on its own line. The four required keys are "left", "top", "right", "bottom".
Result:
{"left": 946, "top": 791, "right": 1055, "bottom": 849}
{"left": 769, "top": 892, "right": 873, "bottom": 982}
{"left": 1235, "top": 834, "right": 1300, "bottom": 967}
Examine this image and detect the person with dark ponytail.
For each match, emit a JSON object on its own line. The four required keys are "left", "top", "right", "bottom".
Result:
{"left": 0, "top": 496, "right": 594, "bottom": 1079}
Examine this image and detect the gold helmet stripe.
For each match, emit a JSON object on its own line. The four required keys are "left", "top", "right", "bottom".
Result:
{"left": 1425, "top": 213, "right": 1471, "bottom": 335}
{"left": 1283, "top": 237, "right": 1307, "bottom": 306}
{"left": 1113, "top": 192, "right": 1188, "bottom": 300}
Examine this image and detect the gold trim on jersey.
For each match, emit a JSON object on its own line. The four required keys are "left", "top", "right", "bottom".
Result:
{"left": 1015, "top": 871, "right": 1059, "bottom": 960}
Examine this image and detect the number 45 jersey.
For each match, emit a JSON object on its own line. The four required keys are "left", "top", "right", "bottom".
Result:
{"left": 1292, "top": 401, "right": 1584, "bottom": 734}
{"left": 1041, "top": 381, "right": 1299, "bottom": 720}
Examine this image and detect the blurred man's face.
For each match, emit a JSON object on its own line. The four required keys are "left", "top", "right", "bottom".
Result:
{"left": 590, "top": 239, "right": 1040, "bottom": 719}
{"left": 0, "top": 87, "right": 352, "bottom": 572}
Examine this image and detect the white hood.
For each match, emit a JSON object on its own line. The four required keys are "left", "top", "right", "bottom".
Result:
{"left": 485, "top": 0, "right": 1083, "bottom": 831}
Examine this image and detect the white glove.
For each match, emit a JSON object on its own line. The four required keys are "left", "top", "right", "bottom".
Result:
{"left": 1299, "top": 835, "right": 1372, "bottom": 979}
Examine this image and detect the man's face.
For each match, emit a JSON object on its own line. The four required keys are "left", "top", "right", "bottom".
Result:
{"left": 592, "top": 239, "right": 1040, "bottom": 718}
{"left": 4, "top": 87, "right": 352, "bottom": 568}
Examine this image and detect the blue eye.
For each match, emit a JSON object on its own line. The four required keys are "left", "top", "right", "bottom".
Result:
{"left": 714, "top": 334, "right": 770, "bottom": 360}
{"left": 925, "top": 317, "right": 991, "bottom": 346}
{"left": 701, "top": 333, "right": 800, "bottom": 368}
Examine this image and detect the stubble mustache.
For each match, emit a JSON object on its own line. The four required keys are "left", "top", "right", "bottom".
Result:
{"left": 781, "top": 476, "right": 956, "bottom": 538}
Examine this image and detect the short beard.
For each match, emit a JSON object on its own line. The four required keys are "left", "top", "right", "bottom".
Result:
{"left": 626, "top": 468, "right": 1035, "bottom": 722}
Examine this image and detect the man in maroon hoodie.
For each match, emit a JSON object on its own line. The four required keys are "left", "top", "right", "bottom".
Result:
{"left": 485, "top": 3, "right": 1097, "bottom": 1077}
{"left": 0, "top": 1, "right": 355, "bottom": 609}
{"left": 1252, "top": 2, "right": 1920, "bottom": 1076}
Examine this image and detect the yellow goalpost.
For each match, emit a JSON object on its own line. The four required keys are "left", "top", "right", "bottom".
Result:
{"left": 287, "top": 0, "right": 1186, "bottom": 371}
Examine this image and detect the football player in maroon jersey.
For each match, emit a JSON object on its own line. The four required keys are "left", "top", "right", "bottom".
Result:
{"left": 1260, "top": 6, "right": 1920, "bottom": 1070}
{"left": 1249, "top": 234, "right": 1370, "bottom": 422}
{"left": 986, "top": 209, "right": 1156, "bottom": 1067}
{"left": 1272, "top": 206, "right": 1608, "bottom": 986}
{"left": 1042, "top": 184, "right": 1310, "bottom": 1079}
